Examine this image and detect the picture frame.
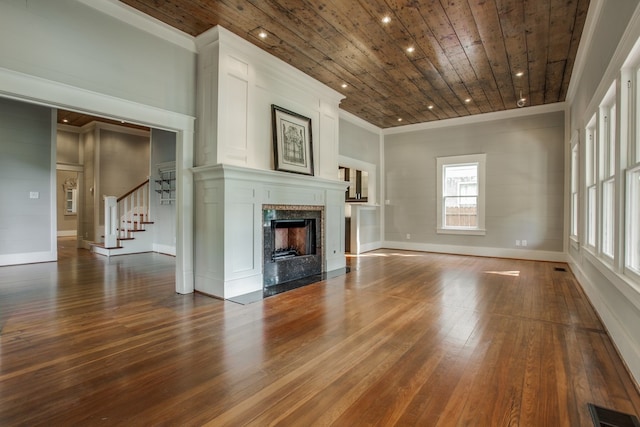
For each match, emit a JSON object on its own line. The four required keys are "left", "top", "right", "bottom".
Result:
{"left": 271, "top": 105, "right": 314, "bottom": 176}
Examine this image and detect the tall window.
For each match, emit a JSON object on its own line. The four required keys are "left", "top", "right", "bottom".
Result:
{"left": 437, "top": 154, "right": 486, "bottom": 235}
{"left": 626, "top": 67, "right": 640, "bottom": 276}
{"left": 586, "top": 117, "right": 597, "bottom": 248}
{"left": 570, "top": 141, "right": 579, "bottom": 239}
{"left": 600, "top": 87, "right": 616, "bottom": 260}
{"left": 628, "top": 165, "right": 640, "bottom": 275}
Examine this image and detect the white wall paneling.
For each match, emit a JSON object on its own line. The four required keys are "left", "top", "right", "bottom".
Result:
{"left": 193, "top": 165, "right": 346, "bottom": 299}
{"left": 195, "top": 26, "right": 344, "bottom": 179}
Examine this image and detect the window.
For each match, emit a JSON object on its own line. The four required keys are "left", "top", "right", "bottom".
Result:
{"left": 626, "top": 66, "right": 640, "bottom": 276}
{"left": 437, "top": 154, "right": 486, "bottom": 235}
{"left": 585, "top": 117, "right": 597, "bottom": 248}
{"left": 599, "top": 86, "right": 616, "bottom": 260}
{"left": 570, "top": 139, "right": 579, "bottom": 239}
{"left": 627, "top": 165, "right": 640, "bottom": 275}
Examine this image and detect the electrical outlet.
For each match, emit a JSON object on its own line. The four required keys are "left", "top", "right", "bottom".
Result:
{"left": 29, "top": 191, "right": 39, "bottom": 199}
{"left": 522, "top": 240, "right": 527, "bottom": 247}
{"left": 515, "top": 240, "right": 521, "bottom": 246}
{"left": 406, "top": 233, "right": 411, "bottom": 240}
{"left": 385, "top": 199, "right": 391, "bottom": 205}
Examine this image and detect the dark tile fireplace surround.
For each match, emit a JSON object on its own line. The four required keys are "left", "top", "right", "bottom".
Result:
{"left": 263, "top": 205, "right": 323, "bottom": 291}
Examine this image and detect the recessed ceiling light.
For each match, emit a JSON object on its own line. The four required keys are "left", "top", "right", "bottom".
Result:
{"left": 465, "top": 98, "right": 471, "bottom": 103}
{"left": 428, "top": 105, "right": 434, "bottom": 110}
{"left": 258, "top": 30, "right": 268, "bottom": 39}
{"left": 406, "top": 46, "right": 415, "bottom": 53}
{"left": 382, "top": 16, "right": 391, "bottom": 24}
{"left": 341, "top": 83, "right": 348, "bottom": 89}
{"left": 397, "top": 118, "right": 403, "bottom": 122}
{"left": 62, "top": 119, "right": 68, "bottom": 123}
{"left": 515, "top": 71, "right": 524, "bottom": 77}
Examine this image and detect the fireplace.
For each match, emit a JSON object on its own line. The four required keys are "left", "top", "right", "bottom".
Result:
{"left": 263, "top": 206, "right": 323, "bottom": 287}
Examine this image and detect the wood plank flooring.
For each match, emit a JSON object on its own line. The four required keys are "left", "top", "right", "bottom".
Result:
{"left": 1, "top": 240, "right": 639, "bottom": 426}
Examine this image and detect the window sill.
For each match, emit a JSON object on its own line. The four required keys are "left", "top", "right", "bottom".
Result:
{"left": 437, "top": 227, "right": 486, "bottom": 236}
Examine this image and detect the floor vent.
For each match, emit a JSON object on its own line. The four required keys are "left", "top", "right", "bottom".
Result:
{"left": 588, "top": 403, "right": 640, "bottom": 427}
{"left": 554, "top": 267, "right": 567, "bottom": 272}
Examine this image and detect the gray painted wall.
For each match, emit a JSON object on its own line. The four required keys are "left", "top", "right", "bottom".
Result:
{"left": 570, "top": 0, "right": 639, "bottom": 133}
{"left": 567, "top": 1, "right": 640, "bottom": 384}
{"left": 0, "top": 0, "right": 196, "bottom": 116}
{"left": 56, "top": 130, "right": 80, "bottom": 164}
{"left": 0, "top": 98, "right": 54, "bottom": 258}
{"left": 339, "top": 118, "right": 382, "bottom": 249}
{"left": 98, "top": 130, "right": 150, "bottom": 224}
{"left": 384, "top": 111, "right": 565, "bottom": 252}
{"left": 150, "top": 129, "right": 177, "bottom": 250}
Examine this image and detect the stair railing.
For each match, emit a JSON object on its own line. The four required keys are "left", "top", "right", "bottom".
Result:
{"left": 103, "top": 179, "right": 150, "bottom": 248}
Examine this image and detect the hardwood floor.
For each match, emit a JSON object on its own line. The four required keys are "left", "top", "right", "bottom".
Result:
{"left": 1, "top": 240, "right": 639, "bottom": 426}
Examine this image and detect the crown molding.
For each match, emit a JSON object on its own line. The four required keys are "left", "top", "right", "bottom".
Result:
{"left": 76, "top": 0, "right": 196, "bottom": 52}
{"left": 339, "top": 110, "right": 382, "bottom": 134}
{"left": 383, "top": 102, "right": 566, "bottom": 136}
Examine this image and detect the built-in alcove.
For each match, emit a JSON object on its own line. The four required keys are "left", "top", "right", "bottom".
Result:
{"left": 263, "top": 205, "right": 323, "bottom": 288}
{"left": 339, "top": 166, "right": 368, "bottom": 202}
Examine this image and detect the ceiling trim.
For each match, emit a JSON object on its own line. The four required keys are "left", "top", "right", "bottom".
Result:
{"left": 382, "top": 102, "right": 567, "bottom": 136}
{"left": 566, "top": 0, "right": 604, "bottom": 104}
{"left": 77, "top": 0, "right": 196, "bottom": 52}
{"left": 339, "top": 110, "right": 381, "bottom": 134}
{"left": 0, "top": 66, "right": 195, "bottom": 132}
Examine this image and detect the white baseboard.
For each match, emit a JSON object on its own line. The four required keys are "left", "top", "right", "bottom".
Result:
{"left": 0, "top": 251, "right": 56, "bottom": 266}
{"left": 381, "top": 241, "right": 567, "bottom": 262}
{"left": 57, "top": 230, "right": 77, "bottom": 237}
{"left": 568, "top": 257, "right": 640, "bottom": 387}
{"left": 356, "top": 241, "right": 383, "bottom": 254}
{"left": 153, "top": 243, "right": 176, "bottom": 256}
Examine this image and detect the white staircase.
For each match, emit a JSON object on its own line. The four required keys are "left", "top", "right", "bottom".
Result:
{"left": 92, "top": 180, "right": 155, "bottom": 257}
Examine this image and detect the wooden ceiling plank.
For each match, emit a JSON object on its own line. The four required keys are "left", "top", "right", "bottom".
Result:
{"left": 442, "top": 0, "right": 506, "bottom": 112}
{"left": 546, "top": 0, "right": 580, "bottom": 102}
{"left": 524, "top": 0, "right": 552, "bottom": 105}
{"left": 414, "top": 1, "right": 494, "bottom": 114}
{"left": 494, "top": 0, "right": 529, "bottom": 109}
{"left": 119, "top": 0, "right": 588, "bottom": 127}
{"left": 560, "top": 0, "right": 590, "bottom": 101}
{"left": 468, "top": 0, "right": 520, "bottom": 112}
{"left": 384, "top": 0, "right": 482, "bottom": 116}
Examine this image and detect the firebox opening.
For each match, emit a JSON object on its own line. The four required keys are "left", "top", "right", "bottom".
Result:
{"left": 272, "top": 219, "right": 316, "bottom": 261}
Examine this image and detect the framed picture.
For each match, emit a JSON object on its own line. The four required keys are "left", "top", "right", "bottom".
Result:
{"left": 271, "top": 105, "right": 314, "bottom": 176}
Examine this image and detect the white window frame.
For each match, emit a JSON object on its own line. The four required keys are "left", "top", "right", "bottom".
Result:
{"left": 585, "top": 116, "right": 598, "bottom": 249}
{"left": 436, "top": 153, "right": 486, "bottom": 235}
{"left": 570, "top": 136, "right": 579, "bottom": 241}
{"left": 626, "top": 164, "right": 640, "bottom": 280}
{"left": 599, "top": 87, "right": 616, "bottom": 262}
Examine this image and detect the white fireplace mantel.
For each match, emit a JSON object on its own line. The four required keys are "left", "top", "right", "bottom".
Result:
{"left": 193, "top": 164, "right": 348, "bottom": 299}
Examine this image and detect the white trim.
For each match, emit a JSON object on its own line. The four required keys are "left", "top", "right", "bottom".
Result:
{"left": 569, "top": 255, "right": 640, "bottom": 385}
{"left": 339, "top": 109, "right": 382, "bottom": 134}
{"left": 383, "top": 102, "right": 566, "bottom": 135}
{"left": 339, "top": 155, "right": 377, "bottom": 205}
{"left": 0, "top": 67, "right": 195, "bottom": 295}
{"left": 437, "top": 228, "right": 486, "bottom": 236}
{"left": 436, "top": 153, "right": 486, "bottom": 235}
{"left": 565, "top": 0, "right": 604, "bottom": 103}
{"left": 0, "top": 252, "right": 57, "bottom": 266}
{"left": 382, "top": 241, "right": 567, "bottom": 263}
{"left": 0, "top": 67, "right": 195, "bottom": 132}
{"left": 57, "top": 230, "right": 77, "bottom": 237}
{"left": 153, "top": 243, "right": 176, "bottom": 256}
{"left": 76, "top": 0, "right": 196, "bottom": 52}
{"left": 50, "top": 109, "right": 58, "bottom": 261}
{"left": 196, "top": 26, "right": 344, "bottom": 106}
{"left": 581, "top": 3, "right": 640, "bottom": 127}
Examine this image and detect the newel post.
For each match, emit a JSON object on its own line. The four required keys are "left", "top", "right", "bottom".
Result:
{"left": 104, "top": 196, "right": 118, "bottom": 248}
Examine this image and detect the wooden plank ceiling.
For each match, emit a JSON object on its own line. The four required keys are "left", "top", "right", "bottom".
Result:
{"left": 118, "top": 0, "right": 589, "bottom": 128}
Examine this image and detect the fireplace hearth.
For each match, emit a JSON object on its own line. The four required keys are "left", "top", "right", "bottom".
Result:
{"left": 263, "top": 206, "right": 323, "bottom": 288}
